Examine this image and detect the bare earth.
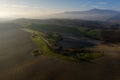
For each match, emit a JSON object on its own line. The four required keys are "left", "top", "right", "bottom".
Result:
{"left": 0, "top": 23, "right": 120, "bottom": 80}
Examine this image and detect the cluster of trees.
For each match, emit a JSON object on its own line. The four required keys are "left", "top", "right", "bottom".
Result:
{"left": 78, "top": 27, "right": 102, "bottom": 40}
{"left": 45, "top": 32, "right": 62, "bottom": 45}
{"left": 59, "top": 48, "right": 104, "bottom": 60}
{"left": 78, "top": 27, "right": 120, "bottom": 43}
{"left": 44, "top": 32, "right": 104, "bottom": 60}
{"left": 31, "top": 32, "right": 104, "bottom": 60}
{"left": 32, "top": 49, "right": 42, "bottom": 56}
{"left": 44, "top": 32, "right": 63, "bottom": 51}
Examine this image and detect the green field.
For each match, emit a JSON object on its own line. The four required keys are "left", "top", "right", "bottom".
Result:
{"left": 23, "top": 23, "right": 103, "bottom": 40}
{"left": 78, "top": 27, "right": 102, "bottom": 39}
{"left": 24, "top": 24, "right": 81, "bottom": 36}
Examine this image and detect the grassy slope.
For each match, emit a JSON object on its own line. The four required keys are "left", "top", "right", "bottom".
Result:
{"left": 16, "top": 18, "right": 104, "bottom": 40}
{"left": 24, "top": 23, "right": 102, "bottom": 39}
{"left": 78, "top": 27, "right": 102, "bottom": 39}
{"left": 25, "top": 24, "right": 81, "bottom": 36}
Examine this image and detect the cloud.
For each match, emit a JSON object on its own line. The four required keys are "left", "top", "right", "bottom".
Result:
{"left": 89, "top": 2, "right": 108, "bottom": 9}
{"left": 0, "top": 4, "right": 63, "bottom": 18}
{"left": 97, "top": 2, "right": 108, "bottom": 5}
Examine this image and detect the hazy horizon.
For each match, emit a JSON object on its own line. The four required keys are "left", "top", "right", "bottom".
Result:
{"left": 0, "top": 0, "right": 120, "bottom": 19}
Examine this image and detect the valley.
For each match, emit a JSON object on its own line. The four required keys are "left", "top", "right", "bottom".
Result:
{"left": 0, "top": 18, "right": 120, "bottom": 80}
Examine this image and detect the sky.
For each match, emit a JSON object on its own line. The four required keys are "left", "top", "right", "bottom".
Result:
{"left": 0, "top": 0, "right": 119, "bottom": 18}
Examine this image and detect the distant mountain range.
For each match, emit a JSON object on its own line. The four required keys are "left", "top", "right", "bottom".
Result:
{"left": 45, "top": 8, "right": 120, "bottom": 22}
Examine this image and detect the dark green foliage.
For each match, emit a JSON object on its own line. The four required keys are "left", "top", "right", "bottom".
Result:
{"left": 64, "top": 48, "right": 104, "bottom": 60}
{"left": 86, "top": 30, "right": 102, "bottom": 39}
{"left": 79, "top": 52, "right": 104, "bottom": 60}
{"left": 32, "top": 49, "right": 42, "bottom": 56}
{"left": 45, "top": 32, "right": 62, "bottom": 46}
{"left": 47, "top": 33, "right": 62, "bottom": 42}
{"left": 78, "top": 27, "right": 102, "bottom": 39}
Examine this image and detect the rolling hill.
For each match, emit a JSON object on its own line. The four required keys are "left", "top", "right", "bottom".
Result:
{"left": 45, "top": 8, "right": 120, "bottom": 21}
